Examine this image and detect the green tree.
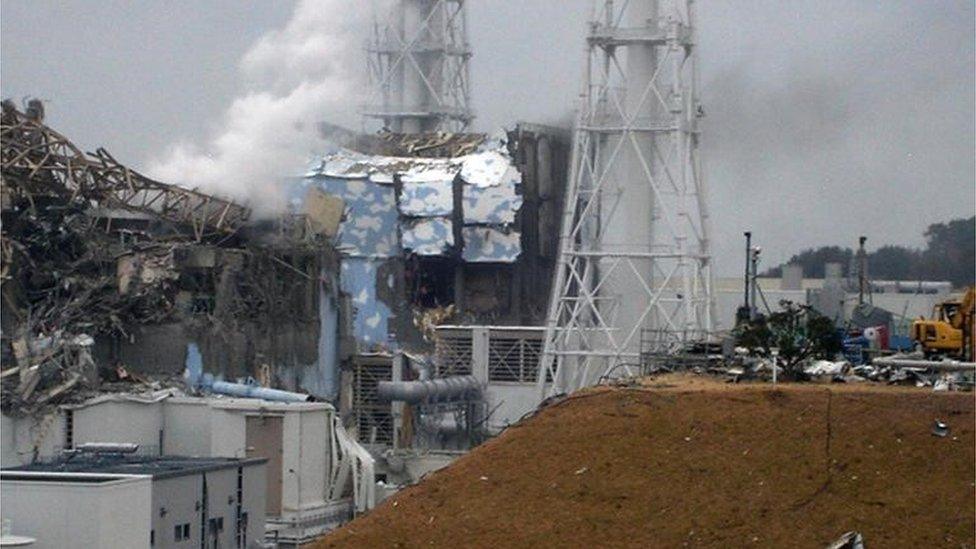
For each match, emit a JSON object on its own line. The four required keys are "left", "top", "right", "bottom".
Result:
{"left": 735, "top": 301, "right": 842, "bottom": 381}
{"left": 764, "top": 216, "right": 975, "bottom": 288}
{"left": 869, "top": 245, "right": 921, "bottom": 281}
{"left": 920, "top": 216, "right": 975, "bottom": 287}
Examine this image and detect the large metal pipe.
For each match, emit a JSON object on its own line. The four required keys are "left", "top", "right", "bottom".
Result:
{"left": 377, "top": 375, "right": 480, "bottom": 403}
{"left": 204, "top": 378, "right": 315, "bottom": 403}
{"left": 872, "top": 357, "right": 976, "bottom": 373}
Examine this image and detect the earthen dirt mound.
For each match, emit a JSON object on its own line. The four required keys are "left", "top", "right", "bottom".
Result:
{"left": 319, "top": 376, "right": 975, "bottom": 548}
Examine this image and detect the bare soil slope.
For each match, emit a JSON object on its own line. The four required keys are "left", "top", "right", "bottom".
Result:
{"left": 319, "top": 376, "right": 975, "bottom": 548}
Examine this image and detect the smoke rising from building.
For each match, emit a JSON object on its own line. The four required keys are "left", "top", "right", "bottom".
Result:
{"left": 147, "top": 0, "right": 387, "bottom": 216}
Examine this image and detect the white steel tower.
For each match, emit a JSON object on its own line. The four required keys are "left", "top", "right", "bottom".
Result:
{"left": 537, "top": 0, "right": 714, "bottom": 397}
{"left": 363, "top": 0, "right": 473, "bottom": 133}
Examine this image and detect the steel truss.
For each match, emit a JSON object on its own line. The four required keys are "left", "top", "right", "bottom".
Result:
{"left": 537, "top": 0, "right": 714, "bottom": 397}
{"left": 363, "top": 0, "right": 473, "bottom": 132}
{"left": 1, "top": 103, "right": 250, "bottom": 240}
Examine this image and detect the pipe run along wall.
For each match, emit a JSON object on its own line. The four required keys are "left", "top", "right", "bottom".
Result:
{"left": 376, "top": 375, "right": 480, "bottom": 403}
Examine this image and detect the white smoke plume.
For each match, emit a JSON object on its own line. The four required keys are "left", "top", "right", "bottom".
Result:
{"left": 148, "top": 0, "right": 382, "bottom": 216}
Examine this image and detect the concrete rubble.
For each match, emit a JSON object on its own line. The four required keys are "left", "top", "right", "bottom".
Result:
{"left": 1, "top": 101, "right": 341, "bottom": 415}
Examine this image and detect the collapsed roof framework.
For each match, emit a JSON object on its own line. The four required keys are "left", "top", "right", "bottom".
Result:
{"left": 0, "top": 103, "right": 334, "bottom": 414}
{"left": 1, "top": 102, "right": 250, "bottom": 241}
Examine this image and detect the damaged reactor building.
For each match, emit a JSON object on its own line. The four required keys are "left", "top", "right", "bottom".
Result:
{"left": 0, "top": 0, "right": 574, "bottom": 544}
{"left": 0, "top": 102, "right": 571, "bottom": 530}
{"left": 302, "top": 126, "right": 570, "bottom": 479}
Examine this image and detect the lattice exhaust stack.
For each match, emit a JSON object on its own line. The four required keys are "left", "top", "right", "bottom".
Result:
{"left": 537, "top": 0, "right": 715, "bottom": 397}
{"left": 363, "top": 0, "right": 473, "bottom": 133}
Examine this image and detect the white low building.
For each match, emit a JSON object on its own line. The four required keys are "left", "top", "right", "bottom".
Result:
{"left": 1, "top": 392, "right": 376, "bottom": 547}
{"left": 1, "top": 454, "right": 266, "bottom": 549}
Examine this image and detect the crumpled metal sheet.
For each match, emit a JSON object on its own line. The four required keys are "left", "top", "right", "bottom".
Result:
{"left": 300, "top": 176, "right": 398, "bottom": 257}
{"left": 400, "top": 178, "right": 454, "bottom": 217}
{"left": 462, "top": 183, "right": 522, "bottom": 224}
{"left": 310, "top": 150, "right": 461, "bottom": 186}
{"left": 462, "top": 226, "right": 521, "bottom": 263}
{"left": 340, "top": 258, "right": 394, "bottom": 346}
{"left": 459, "top": 149, "right": 522, "bottom": 188}
{"left": 402, "top": 217, "right": 454, "bottom": 256}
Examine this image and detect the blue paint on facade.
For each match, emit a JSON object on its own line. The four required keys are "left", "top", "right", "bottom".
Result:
{"left": 461, "top": 226, "right": 522, "bottom": 263}
{"left": 302, "top": 274, "right": 340, "bottom": 400}
{"left": 183, "top": 342, "right": 203, "bottom": 387}
{"left": 292, "top": 142, "right": 526, "bottom": 351}
{"left": 462, "top": 184, "right": 522, "bottom": 224}
{"left": 296, "top": 175, "right": 399, "bottom": 257}
{"left": 402, "top": 217, "right": 454, "bottom": 256}
{"left": 400, "top": 179, "right": 454, "bottom": 217}
{"left": 340, "top": 258, "right": 394, "bottom": 348}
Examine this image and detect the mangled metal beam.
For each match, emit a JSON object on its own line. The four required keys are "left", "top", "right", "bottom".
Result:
{"left": 1, "top": 102, "right": 250, "bottom": 240}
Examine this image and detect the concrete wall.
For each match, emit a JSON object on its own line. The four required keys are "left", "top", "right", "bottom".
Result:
{"left": 483, "top": 383, "right": 539, "bottom": 432}
{"left": 200, "top": 467, "right": 242, "bottom": 549}
{"left": 151, "top": 474, "right": 200, "bottom": 547}
{"left": 282, "top": 409, "right": 331, "bottom": 511}
{"left": 110, "top": 323, "right": 187, "bottom": 375}
{"left": 0, "top": 473, "right": 152, "bottom": 549}
{"left": 40, "top": 394, "right": 333, "bottom": 541}
{"left": 201, "top": 402, "right": 335, "bottom": 519}
{"left": 241, "top": 461, "right": 268, "bottom": 546}
{"left": 72, "top": 400, "right": 164, "bottom": 455}
{"left": 208, "top": 406, "right": 249, "bottom": 458}
{"left": 162, "top": 399, "right": 212, "bottom": 456}
{"left": 1, "top": 411, "right": 66, "bottom": 467}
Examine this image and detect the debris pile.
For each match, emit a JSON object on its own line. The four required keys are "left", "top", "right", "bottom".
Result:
{"left": 319, "top": 376, "right": 974, "bottom": 548}
{"left": 1, "top": 101, "right": 336, "bottom": 414}
{"left": 698, "top": 347, "right": 975, "bottom": 391}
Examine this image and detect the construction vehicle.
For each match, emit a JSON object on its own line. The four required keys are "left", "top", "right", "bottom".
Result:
{"left": 911, "top": 286, "right": 975, "bottom": 360}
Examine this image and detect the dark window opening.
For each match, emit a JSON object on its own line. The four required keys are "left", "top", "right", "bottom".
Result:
{"left": 174, "top": 523, "right": 190, "bottom": 541}
{"left": 208, "top": 516, "right": 224, "bottom": 532}
{"left": 406, "top": 256, "right": 455, "bottom": 309}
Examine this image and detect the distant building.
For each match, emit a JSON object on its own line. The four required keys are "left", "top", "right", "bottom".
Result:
{"left": 712, "top": 263, "right": 954, "bottom": 335}
{"left": 1, "top": 454, "right": 266, "bottom": 549}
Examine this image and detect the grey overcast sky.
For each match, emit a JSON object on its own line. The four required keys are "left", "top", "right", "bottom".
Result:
{"left": 2, "top": 0, "right": 973, "bottom": 275}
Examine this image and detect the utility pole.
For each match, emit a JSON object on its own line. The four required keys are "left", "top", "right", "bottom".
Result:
{"left": 743, "top": 231, "right": 752, "bottom": 316}
{"left": 750, "top": 244, "right": 761, "bottom": 321}
{"left": 857, "top": 236, "right": 867, "bottom": 305}
{"left": 537, "top": 0, "right": 714, "bottom": 398}
{"left": 363, "top": 0, "right": 473, "bottom": 133}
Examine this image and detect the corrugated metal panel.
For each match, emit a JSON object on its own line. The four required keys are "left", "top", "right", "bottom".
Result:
{"left": 303, "top": 176, "right": 398, "bottom": 257}
{"left": 400, "top": 178, "right": 454, "bottom": 217}
{"left": 401, "top": 217, "right": 454, "bottom": 256}
{"left": 311, "top": 150, "right": 461, "bottom": 185}
{"left": 461, "top": 226, "right": 521, "bottom": 263}
{"left": 462, "top": 183, "right": 522, "bottom": 224}
{"left": 297, "top": 136, "right": 528, "bottom": 348}
{"left": 340, "top": 258, "right": 393, "bottom": 346}
{"left": 459, "top": 149, "right": 522, "bottom": 188}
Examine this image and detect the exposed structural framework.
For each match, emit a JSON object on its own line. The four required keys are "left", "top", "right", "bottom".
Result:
{"left": 1, "top": 102, "right": 250, "bottom": 240}
{"left": 363, "top": 0, "right": 473, "bottom": 132}
{"left": 538, "top": 0, "right": 714, "bottom": 396}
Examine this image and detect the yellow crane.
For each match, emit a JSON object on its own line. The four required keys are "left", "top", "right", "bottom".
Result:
{"left": 911, "top": 286, "right": 975, "bottom": 361}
